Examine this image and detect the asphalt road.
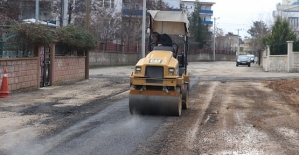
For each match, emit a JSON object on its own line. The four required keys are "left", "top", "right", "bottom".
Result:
{"left": 1, "top": 61, "right": 299, "bottom": 155}
{"left": 39, "top": 78, "right": 200, "bottom": 155}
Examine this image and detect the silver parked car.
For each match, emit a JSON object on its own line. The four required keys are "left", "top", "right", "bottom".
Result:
{"left": 246, "top": 54, "right": 255, "bottom": 63}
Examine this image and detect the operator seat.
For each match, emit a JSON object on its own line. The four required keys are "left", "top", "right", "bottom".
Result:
{"left": 153, "top": 46, "right": 176, "bottom": 57}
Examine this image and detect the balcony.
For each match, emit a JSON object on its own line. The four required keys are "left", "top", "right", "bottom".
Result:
{"left": 202, "top": 21, "right": 213, "bottom": 25}
{"left": 200, "top": 10, "right": 213, "bottom": 15}
{"left": 122, "top": 9, "right": 143, "bottom": 16}
{"left": 169, "top": 8, "right": 181, "bottom": 11}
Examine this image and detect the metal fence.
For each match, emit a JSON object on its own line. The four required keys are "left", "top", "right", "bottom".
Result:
{"left": 0, "top": 34, "right": 36, "bottom": 58}
{"left": 55, "top": 44, "right": 86, "bottom": 56}
{"left": 96, "top": 42, "right": 236, "bottom": 55}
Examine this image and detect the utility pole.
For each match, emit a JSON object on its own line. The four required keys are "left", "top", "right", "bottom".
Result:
{"left": 85, "top": 0, "right": 91, "bottom": 79}
{"left": 35, "top": 0, "right": 39, "bottom": 24}
{"left": 213, "top": 17, "right": 219, "bottom": 61}
{"left": 141, "top": 0, "right": 146, "bottom": 58}
{"left": 236, "top": 28, "right": 242, "bottom": 56}
{"left": 85, "top": 0, "right": 91, "bottom": 31}
{"left": 61, "top": 0, "right": 68, "bottom": 27}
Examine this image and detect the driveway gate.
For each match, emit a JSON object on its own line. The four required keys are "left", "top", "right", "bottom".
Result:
{"left": 40, "top": 46, "right": 51, "bottom": 87}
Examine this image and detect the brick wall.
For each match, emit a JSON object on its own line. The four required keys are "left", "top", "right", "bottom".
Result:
{"left": 0, "top": 58, "right": 38, "bottom": 92}
{"left": 53, "top": 56, "right": 85, "bottom": 85}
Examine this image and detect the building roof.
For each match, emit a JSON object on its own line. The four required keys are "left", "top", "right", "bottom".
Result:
{"left": 293, "top": 2, "right": 299, "bottom": 5}
{"left": 181, "top": 0, "right": 216, "bottom": 5}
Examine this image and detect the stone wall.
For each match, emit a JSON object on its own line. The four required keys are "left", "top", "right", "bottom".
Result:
{"left": 0, "top": 58, "right": 39, "bottom": 92}
{"left": 53, "top": 56, "right": 85, "bottom": 85}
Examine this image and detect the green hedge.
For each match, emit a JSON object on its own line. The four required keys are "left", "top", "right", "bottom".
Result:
{"left": 11, "top": 23, "right": 97, "bottom": 52}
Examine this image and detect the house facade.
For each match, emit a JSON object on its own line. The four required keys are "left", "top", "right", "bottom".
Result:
{"left": 216, "top": 32, "right": 239, "bottom": 51}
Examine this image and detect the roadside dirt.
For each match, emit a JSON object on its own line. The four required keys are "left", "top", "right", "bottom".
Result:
{"left": 266, "top": 79, "right": 299, "bottom": 106}
{"left": 133, "top": 80, "right": 299, "bottom": 155}
{"left": 0, "top": 77, "right": 129, "bottom": 154}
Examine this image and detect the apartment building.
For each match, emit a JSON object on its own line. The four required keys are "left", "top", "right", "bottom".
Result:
{"left": 180, "top": 0, "right": 215, "bottom": 27}
{"left": 274, "top": 0, "right": 299, "bottom": 33}
{"left": 282, "top": 0, "right": 299, "bottom": 5}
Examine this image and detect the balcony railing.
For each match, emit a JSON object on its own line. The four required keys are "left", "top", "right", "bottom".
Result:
{"left": 122, "top": 9, "right": 213, "bottom": 17}
{"left": 200, "top": 10, "right": 213, "bottom": 14}
{"left": 122, "top": 9, "right": 150, "bottom": 16}
{"left": 122, "top": 9, "right": 142, "bottom": 16}
{"left": 202, "top": 21, "right": 213, "bottom": 25}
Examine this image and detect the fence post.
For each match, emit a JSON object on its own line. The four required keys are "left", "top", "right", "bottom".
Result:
{"left": 265, "top": 45, "right": 270, "bottom": 72}
{"left": 36, "top": 46, "right": 41, "bottom": 88}
{"left": 101, "top": 42, "right": 105, "bottom": 53}
{"left": 287, "top": 41, "right": 294, "bottom": 73}
{"left": 50, "top": 44, "right": 55, "bottom": 86}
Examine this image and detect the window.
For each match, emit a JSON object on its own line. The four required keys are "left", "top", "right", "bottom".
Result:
{"left": 99, "top": 0, "right": 104, "bottom": 7}
{"left": 111, "top": 0, "right": 114, "bottom": 8}
{"left": 104, "top": 1, "right": 110, "bottom": 8}
{"left": 103, "top": 0, "right": 114, "bottom": 8}
{"left": 180, "top": 4, "right": 185, "bottom": 9}
{"left": 289, "top": 17, "right": 298, "bottom": 26}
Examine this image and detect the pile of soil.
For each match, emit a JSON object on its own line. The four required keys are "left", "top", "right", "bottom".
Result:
{"left": 266, "top": 79, "right": 299, "bottom": 105}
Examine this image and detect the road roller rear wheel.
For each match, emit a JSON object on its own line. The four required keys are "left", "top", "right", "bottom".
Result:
{"left": 182, "top": 84, "right": 189, "bottom": 109}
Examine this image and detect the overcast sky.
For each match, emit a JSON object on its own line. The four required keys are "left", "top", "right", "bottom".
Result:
{"left": 212, "top": 0, "right": 281, "bottom": 39}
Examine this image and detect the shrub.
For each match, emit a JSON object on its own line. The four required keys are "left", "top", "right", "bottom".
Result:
{"left": 56, "top": 25, "right": 98, "bottom": 52}
{"left": 11, "top": 23, "right": 57, "bottom": 46}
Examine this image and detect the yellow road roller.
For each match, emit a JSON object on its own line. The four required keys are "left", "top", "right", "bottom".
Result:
{"left": 129, "top": 10, "right": 190, "bottom": 116}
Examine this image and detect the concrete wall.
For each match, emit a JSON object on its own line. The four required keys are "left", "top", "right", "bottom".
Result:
{"left": 262, "top": 56, "right": 267, "bottom": 71}
{"left": 188, "top": 53, "right": 236, "bottom": 61}
{"left": 290, "top": 52, "right": 299, "bottom": 72}
{"left": 268, "top": 56, "right": 288, "bottom": 72}
{"left": 0, "top": 58, "right": 39, "bottom": 92}
{"left": 261, "top": 41, "right": 299, "bottom": 72}
{"left": 89, "top": 51, "right": 236, "bottom": 67}
{"left": 53, "top": 56, "right": 85, "bottom": 85}
{"left": 89, "top": 52, "right": 141, "bottom": 67}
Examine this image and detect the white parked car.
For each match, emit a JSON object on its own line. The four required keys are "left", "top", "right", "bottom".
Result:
{"left": 246, "top": 54, "right": 255, "bottom": 63}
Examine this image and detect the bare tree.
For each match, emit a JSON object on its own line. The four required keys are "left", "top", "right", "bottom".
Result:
{"left": 0, "top": 0, "right": 21, "bottom": 22}
{"left": 119, "top": 0, "right": 170, "bottom": 47}
{"left": 247, "top": 21, "right": 270, "bottom": 54}
{"left": 213, "top": 27, "right": 224, "bottom": 37}
{"left": 90, "top": 9, "right": 121, "bottom": 43}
